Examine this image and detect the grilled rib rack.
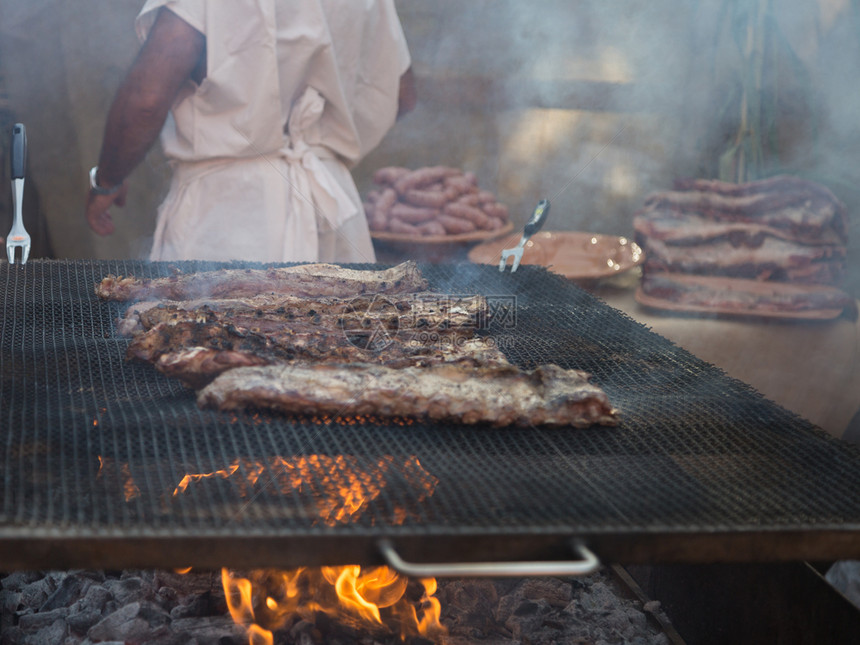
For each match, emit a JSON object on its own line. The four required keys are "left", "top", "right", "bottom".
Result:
{"left": 1, "top": 260, "right": 859, "bottom": 571}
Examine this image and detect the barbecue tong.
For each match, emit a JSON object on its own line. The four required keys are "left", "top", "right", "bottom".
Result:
{"left": 6, "top": 123, "right": 30, "bottom": 264}
{"left": 499, "top": 199, "right": 550, "bottom": 272}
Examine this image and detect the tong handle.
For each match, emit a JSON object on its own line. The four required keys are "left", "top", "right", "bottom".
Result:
{"left": 11, "top": 123, "right": 27, "bottom": 180}
{"left": 523, "top": 199, "right": 550, "bottom": 238}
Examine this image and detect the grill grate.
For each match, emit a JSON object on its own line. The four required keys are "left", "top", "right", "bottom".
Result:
{"left": 2, "top": 260, "right": 859, "bottom": 569}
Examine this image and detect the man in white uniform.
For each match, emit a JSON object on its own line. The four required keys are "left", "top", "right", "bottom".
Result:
{"left": 85, "top": 0, "right": 415, "bottom": 263}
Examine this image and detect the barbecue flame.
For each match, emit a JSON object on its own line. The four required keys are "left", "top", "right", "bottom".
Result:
{"left": 171, "top": 454, "right": 438, "bottom": 527}
{"left": 172, "top": 462, "right": 240, "bottom": 495}
{"left": 121, "top": 463, "right": 140, "bottom": 502}
{"left": 96, "top": 456, "right": 140, "bottom": 502}
{"left": 221, "top": 566, "right": 446, "bottom": 643}
{"left": 211, "top": 454, "right": 445, "bottom": 641}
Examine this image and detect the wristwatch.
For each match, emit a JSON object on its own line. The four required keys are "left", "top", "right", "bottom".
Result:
{"left": 89, "top": 166, "right": 123, "bottom": 196}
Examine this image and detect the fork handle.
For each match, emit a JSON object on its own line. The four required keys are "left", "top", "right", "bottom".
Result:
{"left": 523, "top": 199, "right": 550, "bottom": 238}
{"left": 11, "top": 123, "right": 27, "bottom": 180}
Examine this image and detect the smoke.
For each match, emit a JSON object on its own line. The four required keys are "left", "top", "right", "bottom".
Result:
{"left": 0, "top": 0, "right": 164, "bottom": 260}
{"left": 0, "top": 0, "right": 858, "bottom": 293}
{"left": 375, "top": 0, "right": 860, "bottom": 295}
{"left": 362, "top": 0, "right": 860, "bottom": 438}
{"left": 376, "top": 2, "right": 713, "bottom": 235}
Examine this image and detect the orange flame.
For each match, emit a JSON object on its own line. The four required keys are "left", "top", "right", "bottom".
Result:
{"left": 96, "top": 456, "right": 140, "bottom": 502}
{"left": 221, "top": 566, "right": 446, "bottom": 644}
{"left": 171, "top": 454, "right": 438, "bottom": 526}
{"left": 223, "top": 568, "right": 257, "bottom": 625}
{"left": 121, "top": 463, "right": 140, "bottom": 501}
{"left": 90, "top": 453, "right": 445, "bottom": 641}
{"left": 173, "top": 462, "right": 240, "bottom": 496}
{"left": 248, "top": 625, "right": 274, "bottom": 645}
{"left": 180, "top": 456, "right": 445, "bottom": 640}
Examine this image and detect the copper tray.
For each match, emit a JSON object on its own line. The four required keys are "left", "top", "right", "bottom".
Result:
{"left": 469, "top": 231, "right": 643, "bottom": 281}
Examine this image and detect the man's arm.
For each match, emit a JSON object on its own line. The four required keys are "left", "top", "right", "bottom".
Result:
{"left": 86, "top": 8, "right": 205, "bottom": 235}
{"left": 397, "top": 67, "right": 417, "bottom": 119}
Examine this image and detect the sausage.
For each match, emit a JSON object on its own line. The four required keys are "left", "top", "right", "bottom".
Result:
{"left": 388, "top": 217, "right": 423, "bottom": 236}
{"left": 391, "top": 203, "right": 439, "bottom": 224}
{"left": 366, "top": 189, "right": 382, "bottom": 204}
{"left": 443, "top": 186, "right": 462, "bottom": 202}
{"left": 370, "top": 216, "right": 389, "bottom": 232}
{"left": 366, "top": 204, "right": 388, "bottom": 232}
{"left": 370, "top": 214, "right": 390, "bottom": 233}
{"left": 437, "top": 214, "right": 477, "bottom": 234}
{"left": 418, "top": 220, "right": 447, "bottom": 237}
{"left": 477, "top": 190, "right": 497, "bottom": 204}
{"left": 455, "top": 193, "right": 482, "bottom": 208}
{"left": 402, "top": 189, "right": 449, "bottom": 209}
{"left": 485, "top": 216, "right": 505, "bottom": 230}
{"left": 443, "top": 202, "right": 492, "bottom": 229}
{"left": 394, "top": 166, "right": 461, "bottom": 195}
{"left": 443, "top": 175, "right": 480, "bottom": 197}
{"left": 363, "top": 202, "right": 386, "bottom": 232}
{"left": 374, "top": 188, "right": 398, "bottom": 219}
{"left": 373, "top": 166, "right": 410, "bottom": 187}
{"left": 482, "top": 202, "right": 510, "bottom": 222}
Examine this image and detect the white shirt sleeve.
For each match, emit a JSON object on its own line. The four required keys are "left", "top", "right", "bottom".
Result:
{"left": 136, "top": 0, "right": 206, "bottom": 43}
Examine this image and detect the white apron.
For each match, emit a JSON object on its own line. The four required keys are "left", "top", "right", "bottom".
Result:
{"left": 136, "top": 0, "right": 411, "bottom": 263}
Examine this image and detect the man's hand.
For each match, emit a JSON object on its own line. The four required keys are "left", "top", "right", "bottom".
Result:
{"left": 85, "top": 183, "right": 129, "bottom": 236}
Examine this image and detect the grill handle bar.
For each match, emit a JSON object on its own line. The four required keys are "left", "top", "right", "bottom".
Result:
{"left": 378, "top": 539, "right": 599, "bottom": 578}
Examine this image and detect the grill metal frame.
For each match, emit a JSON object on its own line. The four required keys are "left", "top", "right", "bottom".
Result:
{"left": 2, "top": 259, "right": 859, "bottom": 571}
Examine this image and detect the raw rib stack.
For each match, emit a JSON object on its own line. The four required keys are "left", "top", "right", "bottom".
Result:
{"left": 364, "top": 166, "right": 510, "bottom": 237}
{"left": 632, "top": 176, "right": 856, "bottom": 316}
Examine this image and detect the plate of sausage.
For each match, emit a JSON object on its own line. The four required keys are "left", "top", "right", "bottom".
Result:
{"left": 364, "top": 165, "right": 513, "bottom": 243}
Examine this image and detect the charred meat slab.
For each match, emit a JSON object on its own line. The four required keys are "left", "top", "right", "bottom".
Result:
{"left": 644, "top": 175, "right": 847, "bottom": 241}
{"left": 119, "top": 293, "right": 488, "bottom": 338}
{"left": 198, "top": 362, "right": 620, "bottom": 428}
{"left": 638, "top": 234, "right": 846, "bottom": 284}
{"left": 634, "top": 209, "right": 846, "bottom": 248}
{"left": 634, "top": 174, "right": 849, "bottom": 291}
{"left": 125, "top": 291, "right": 505, "bottom": 388}
{"left": 138, "top": 328, "right": 508, "bottom": 389}
{"left": 97, "top": 261, "right": 429, "bottom": 302}
{"left": 640, "top": 272, "right": 858, "bottom": 318}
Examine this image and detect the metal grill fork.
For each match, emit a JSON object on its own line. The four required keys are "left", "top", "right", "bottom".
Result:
{"left": 6, "top": 123, "right": 30, "bottom": 265}
{"left": 499, "top": 199, "right": 550, "bottom": 272}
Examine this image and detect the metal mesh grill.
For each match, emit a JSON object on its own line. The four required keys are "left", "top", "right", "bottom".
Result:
{"left": 2, "top": 260, "right": 859, "bottom": 566}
